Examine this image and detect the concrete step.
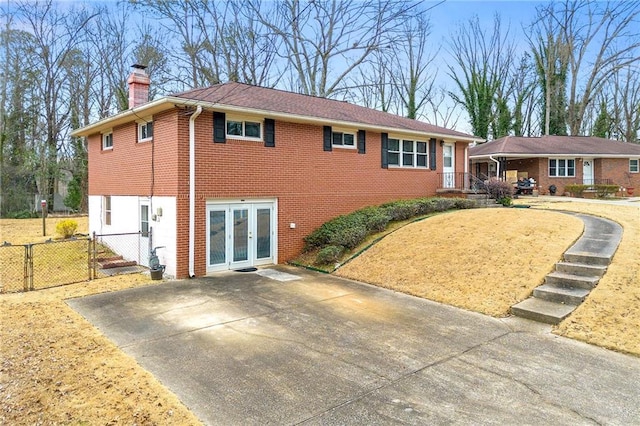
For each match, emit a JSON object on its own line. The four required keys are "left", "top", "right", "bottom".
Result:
{"left": 511, "top": 298, "right": 577, "bottom": 325}
{"left": 533, "top": 284, "right": 590, "bottom": 305}
{"left": 555, "top": 262, "right": 607, "bottom": 277}
{"left": 563, "top": 252, "right": 611, "bottom": 267}
{"left": 545, "top": 271, "right": 600, "bottom": 289}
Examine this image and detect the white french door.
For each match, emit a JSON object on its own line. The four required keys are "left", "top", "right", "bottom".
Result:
{"left": 206, "top": 201, "right": 276, "bottom": 272}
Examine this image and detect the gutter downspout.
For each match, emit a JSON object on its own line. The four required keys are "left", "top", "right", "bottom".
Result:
{"left": 489, "top": 155, "right": 500, "bottom": 180}
{"left": 189, "top": 106, "right": 202, "bottom": 278}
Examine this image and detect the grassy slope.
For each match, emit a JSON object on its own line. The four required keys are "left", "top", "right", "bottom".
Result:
{"left": 336, "top": 209, "right": 584, "bottom": 317}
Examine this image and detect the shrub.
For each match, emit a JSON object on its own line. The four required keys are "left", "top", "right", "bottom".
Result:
{"left": 347, "top": 206, "right": 390, "bottom": 233}
{"left": 594, "top": 184, "right": 619, "bottom": 198}
{"left": 453, "top": 198, "right": 477, "bottom": 209}
{"left": 304, "top": 212, "right": 372, "bottom": 250}
{"left": 56, "top": 219, "right": 78, "bottom": 239}
{"left": 564, "top": 184, "right": 589, "bottom": 197}
{"left": 316, "top": 245, "right": 344, "bottom": 265}
{"left": 485, "top": 178, "right": 514, "bottom": 200}
{"left": 381, "top": 200, "right": 418, "bottom": 221}
{"left": 498, "top": 197, "right": 513, "bottom": 207}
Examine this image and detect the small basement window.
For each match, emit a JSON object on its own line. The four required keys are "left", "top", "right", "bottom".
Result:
{"left": 138, "top": 121, "right": 153, "bottom": 142}
{"left": 102, "top": 132, "right": 113, "bottom": 150}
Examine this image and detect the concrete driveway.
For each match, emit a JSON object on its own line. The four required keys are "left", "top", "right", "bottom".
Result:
{"left": 68, "top": 266, "right": 640, "bottom": 425}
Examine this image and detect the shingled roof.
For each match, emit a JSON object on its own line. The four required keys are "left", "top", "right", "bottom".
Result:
{"left": 173, "top": 82, "right": 477, "bottom": 140}
{"left": 469, "top": 135, "right": 640, "bottom": 158}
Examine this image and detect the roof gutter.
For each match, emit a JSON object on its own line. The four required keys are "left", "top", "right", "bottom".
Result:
{"left": 188, "top": 105, "right": 202, "bottom": 278}
{"left": 71, "top": 96, "right": 481, "bottom": 143}
{"left": 489, "top": 155, "right": 500, "bottom": 179}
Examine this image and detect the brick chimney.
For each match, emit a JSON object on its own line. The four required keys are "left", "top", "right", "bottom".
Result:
{"left": 127, "top": 64, "right": 150, "bottom": 108}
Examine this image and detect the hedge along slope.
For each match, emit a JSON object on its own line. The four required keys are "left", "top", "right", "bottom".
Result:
{"left": 303, "top": 197, "right": 478, "bottom": 265}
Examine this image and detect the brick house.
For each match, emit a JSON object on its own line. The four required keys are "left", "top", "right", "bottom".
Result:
{"left": 469, "top": 135, "right": 640, "bottom": 195}
{"left": 72, "top": 67, "right": 480, "bottom": 278}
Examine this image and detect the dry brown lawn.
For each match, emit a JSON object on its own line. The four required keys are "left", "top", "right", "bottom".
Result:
{"left": 0, "top": 276, "right": 201, "bottom": 425}
{"left": 513, "top": 199, "right": 640, "bottom": 356}
{"left": 336, "top": 209, "right": 584, "bottom": 317}
{"left": 0, "top": 216, "right": 89, "bottom": 244}
{"left": 0, "top": 217, "right": 202, "bottom": 424}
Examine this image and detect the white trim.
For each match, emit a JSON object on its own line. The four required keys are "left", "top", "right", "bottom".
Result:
{"left": 387, "top": 136, "right": 429, "bottom": 168}
{"left": 630, "top": 158, "right": 639, "bottom": 173}
{"left": 225, "top": 117, "right": 263, "bottom": 141}
{"left": 71, "top": 96, "right": 480, "bottom": 143}
{"left": 102, "top": 132, "right": 113, "bottom": 150}
{"left": 137, "top": 121, "right": 153, "bottom": 143}
{"left": 205, "top": 198, "right": 278, "bottom": 273}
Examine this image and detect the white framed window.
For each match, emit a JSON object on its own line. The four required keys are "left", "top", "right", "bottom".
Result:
{"left": 104, "top": 195, "right": 111, "bottom": 225}
{"left": 102, "top": 132, "right": 113, "bottom": 150}
{"left": 549, "top": 158, "right": 575, "bottom": 177}
{"left": 388, "top": 137, "right": 428, "bottom": 168}
{"left": 226, "top": 118, "right": 262, "bottom": 140}
{"left": 138, "top": 121, "right": 153, "bottom": 142}
{"left": 332, "top": 131, "right": 355, "bottom": 148}
{"left": 630, "top": 159, "right": 639, "bottom": 173}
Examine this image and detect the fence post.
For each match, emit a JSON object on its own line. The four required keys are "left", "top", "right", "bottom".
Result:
{"left": 23, "top": 245, "right": 29, "bottom": 292}
{"left": 26, "top": 244, "right": 34, "bottom": 291}
{"left": 92, "top": 232, "right": 97, "bottom": 280}
{"left": 87, "top": 237, "right": 92, "bottom": 281}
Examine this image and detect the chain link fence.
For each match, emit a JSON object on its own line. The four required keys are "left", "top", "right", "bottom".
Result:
{"left": 92, "top": 231, "right": 148, "bottom": 279}
{"left": 0, "top": 231, "right": 149, "bottom": 293}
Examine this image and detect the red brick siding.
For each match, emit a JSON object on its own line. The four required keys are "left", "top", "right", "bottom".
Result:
{"left": 88, "top": 110, "right": 180, "bottom": 196}
{"left": 88, "top": 108, "right": 470, "bottom": 278}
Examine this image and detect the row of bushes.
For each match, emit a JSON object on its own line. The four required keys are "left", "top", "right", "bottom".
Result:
{"left": 564, "top": 184, "right": 620, "bottom": 198}
{"left": 304, "top": 197, "right": 477, "bottom": 264}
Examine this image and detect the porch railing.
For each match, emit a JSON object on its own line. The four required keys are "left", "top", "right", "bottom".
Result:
{"left": 438, "top": 172, "right": 488, "bottom": 193}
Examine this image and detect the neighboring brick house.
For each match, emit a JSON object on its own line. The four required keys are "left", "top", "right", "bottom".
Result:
{"left": 469, "top": 135, "right": 640, "bottom": 195}
{"left": 72, "top": 67, "right": 480, "bottom": 278}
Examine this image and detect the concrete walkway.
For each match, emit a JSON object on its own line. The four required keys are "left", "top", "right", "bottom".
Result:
{"left": 512, "top": 212, "right": 623, "bottom": 323}
{"left": 68, "top": 266, "right": 640, "bottom": 425}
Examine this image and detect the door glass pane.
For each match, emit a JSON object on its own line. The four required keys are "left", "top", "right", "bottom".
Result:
{"left": 233, "top": 209, "right": 248, "bottom": 262}
{"left": 141, "top": 205, "right": 149, "bottom": 237}
{"left": 444, "top": 146, "right": 453, "bottom": 168}
{"left": 256, "top": 208, "right": 271, "bottom": 259}
{"left": 209, "top": 210, "right": 226, "bottom": 265}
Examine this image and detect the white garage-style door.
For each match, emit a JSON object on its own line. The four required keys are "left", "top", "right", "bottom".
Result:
{"left": 206, "top": 200, "right": 276, "bottom": 272}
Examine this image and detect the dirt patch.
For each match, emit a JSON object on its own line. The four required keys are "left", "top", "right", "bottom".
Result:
{"left": 336, "top": 208, "right": 584, "bottom": 317}
{"left": 515, "top": 199, "right": 640, "bottom": 356}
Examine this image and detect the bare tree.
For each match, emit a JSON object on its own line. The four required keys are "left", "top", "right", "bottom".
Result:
{"left": 424, "top": 86, "right": 462, "bottom": 130}
{"left": 611, "top": 66, "right": 640, "bottom": 143}
{"left": 250, "top": 0, "right": 415, "bottom": 97}
{"left": 448, "top": 14, "right": 514, "bottom": 139}
{"left": 14, "top": 0, "right": 97, "bottom": 211}
{"left": 388, "top": 13, "right": 437, "bottom": 119}
{"left": 531, "top": 0, "right": 640, "bottom": 136}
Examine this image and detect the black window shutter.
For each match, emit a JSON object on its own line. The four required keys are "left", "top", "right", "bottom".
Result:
{"left": 214, "top": 112, "right": 226, "bottom": 143}
{"left": 264, "top": 118, "right": 275, "bottom": 147}
{"left": 429, "top": 138, "right": 437, "bottom": 170}
{"left": 323, "top": 126, "right": 332, "bottom": 151}
{"left": 381, "top": 133, "right": 388, "bottom": 168}
{"left": 357, "top": 130, "right": 366, "bottom": 154}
